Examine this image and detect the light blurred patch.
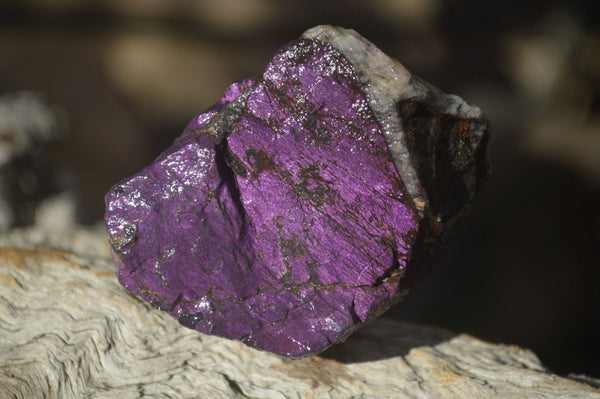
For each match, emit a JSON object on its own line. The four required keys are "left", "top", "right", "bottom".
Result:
{"left": 502, "top": 11, "right": 600, "bottom": 184}
{"left": 104, "top": 32, "right": 232, "bottom": 121}
{"left": 372, "top": 0, "right": 440, "bottom": 32}
{"left": 192, "top": 0, "right": 277, "bottom": 33}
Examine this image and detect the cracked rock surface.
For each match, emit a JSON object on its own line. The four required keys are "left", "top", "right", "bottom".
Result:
{"left": 105, "top": 25, "right": 490, "bottom": 357}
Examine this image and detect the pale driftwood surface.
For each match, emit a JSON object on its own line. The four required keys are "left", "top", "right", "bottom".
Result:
{"left": 0, "top": 227, "right": 599, "bottom": 398}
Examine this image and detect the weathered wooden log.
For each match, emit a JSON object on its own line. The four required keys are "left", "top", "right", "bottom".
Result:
{"left": 0, "top": 227, "right": 598, "bottom": 398}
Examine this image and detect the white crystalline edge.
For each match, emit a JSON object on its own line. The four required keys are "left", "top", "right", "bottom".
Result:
{"left": 303, "top": 25, "right": 484, "bottom": 204}
{"left": 443, "top": 94, "right": 484, "bottom": 119}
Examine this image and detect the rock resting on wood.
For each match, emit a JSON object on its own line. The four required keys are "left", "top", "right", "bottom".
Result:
{"left": 0, "top": 226, "right": 598, "bottom": 398}
{"left": 105, "top": 25, "right": 490, "bottom": 357}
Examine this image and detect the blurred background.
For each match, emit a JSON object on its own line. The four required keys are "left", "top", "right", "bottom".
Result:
{"left": 1, "top": 0, "right": 598, "bottom": 377}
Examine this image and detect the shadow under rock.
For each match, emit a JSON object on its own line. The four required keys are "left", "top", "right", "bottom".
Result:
{"left": 319, "top": 316, "right": 456, "bottom": 364}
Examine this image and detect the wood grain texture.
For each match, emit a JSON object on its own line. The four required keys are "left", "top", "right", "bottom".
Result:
{"left": 0, "top": 227, "right": 598, "bottom": 398}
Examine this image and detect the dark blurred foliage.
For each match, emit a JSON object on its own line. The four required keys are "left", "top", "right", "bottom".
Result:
{"left": 1, "top": 0, "right": 598, "bottom": 377}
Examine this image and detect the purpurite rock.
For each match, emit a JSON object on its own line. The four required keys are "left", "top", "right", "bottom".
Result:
{"left": 105, "top": 25, "right": 489, "bottom": 357}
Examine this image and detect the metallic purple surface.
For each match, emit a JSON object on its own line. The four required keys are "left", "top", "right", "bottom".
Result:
{"left": 105, "top": 27, "right": 489, "bottom": 357}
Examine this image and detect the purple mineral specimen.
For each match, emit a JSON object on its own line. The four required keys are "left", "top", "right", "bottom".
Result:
{"left": 105, "top": 26, "right": 489, "bottom": 357}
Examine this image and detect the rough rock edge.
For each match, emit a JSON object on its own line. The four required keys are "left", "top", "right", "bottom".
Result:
{"left": 304, "top": 25, "right": 491, "bottom": 285}
{"left": 304, "top": 25, "right": 486, "bottom": 206}
{"left": 0, "top": 225, "right": 598, "bottom": 398}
